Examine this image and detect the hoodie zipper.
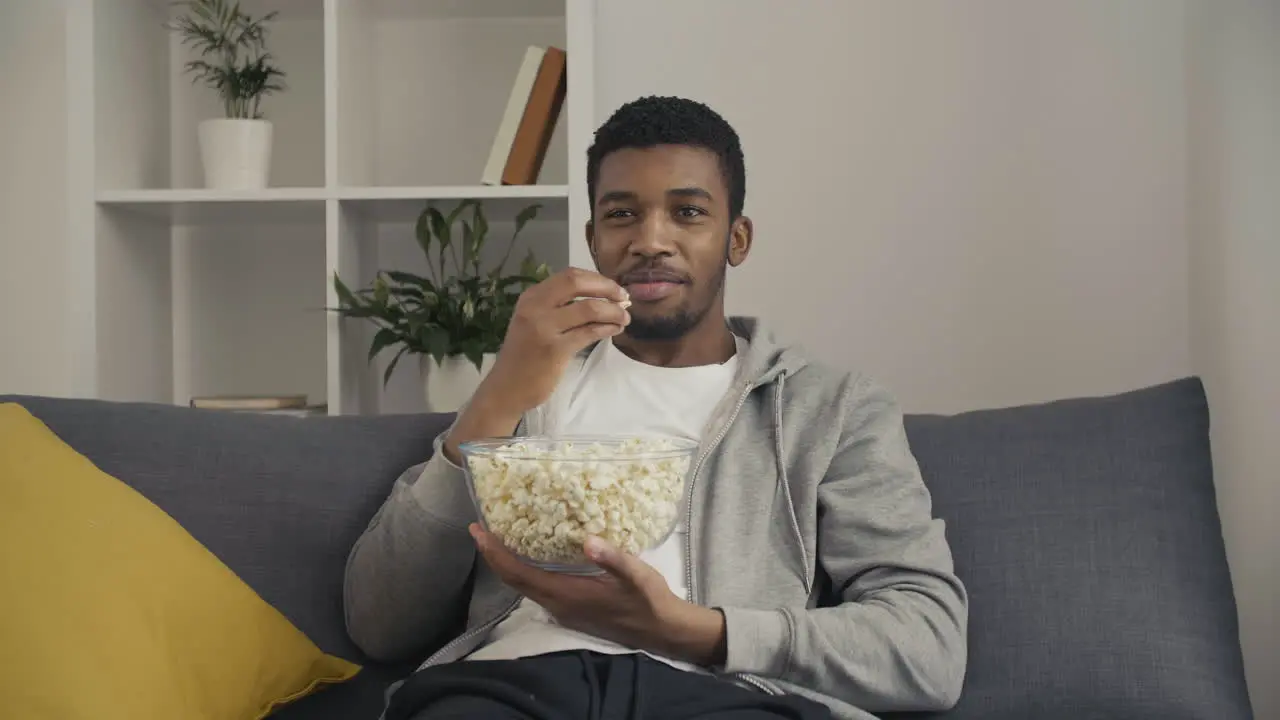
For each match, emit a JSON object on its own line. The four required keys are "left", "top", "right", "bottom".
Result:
{"left": 685, "top": 380, "right": 755, "bottom": 604}
{"left": 729, "top": 672, "right": 783, "bottom": 695}
{"left": 685, "top": 377, "right": 787, "bottom": 701}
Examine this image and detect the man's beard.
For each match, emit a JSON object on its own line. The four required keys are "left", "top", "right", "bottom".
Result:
{"left": 624, "top": 262, "right": 726, "bottom": 341}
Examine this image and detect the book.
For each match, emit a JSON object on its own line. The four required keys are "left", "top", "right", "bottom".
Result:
{"left": 482, "top": 46, "right": 546, "bottom": 186}
{"left": 482, "top": 45, "right": 568, "bottom": 186}
{"left": 235, "top": 405, "right": 328, "bottom": 418}
{"left": 189, "top": 395, "right": 308, "bottom": 411}
{"left": 501, "top": 46, "right": 567, "bottom": 185}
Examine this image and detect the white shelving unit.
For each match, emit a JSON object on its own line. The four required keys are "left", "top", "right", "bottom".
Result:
{"left": 67, "top": 0, "right": 595, "bottom": 415}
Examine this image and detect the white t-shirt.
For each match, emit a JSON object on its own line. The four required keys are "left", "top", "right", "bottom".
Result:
{"left": 464, "top": 335, "right": 743, "bottom": 670}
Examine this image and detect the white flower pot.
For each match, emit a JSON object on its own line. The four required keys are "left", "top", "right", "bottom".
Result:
{"left": 197, "top": 118, "right": 273, "bottom": 190}
{"left": 420, "top": 353, "right": 498, "bottom": 413}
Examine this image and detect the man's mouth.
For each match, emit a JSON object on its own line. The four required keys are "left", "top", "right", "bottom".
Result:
{"left": 620, "top": 271, "right": 686, "bottom": 302}
{"left": 624, "top": 281, "right": 682, "bottom": 302}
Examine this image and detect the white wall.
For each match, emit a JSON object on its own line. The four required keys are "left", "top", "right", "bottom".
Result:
{"left": 593, "top": 0, "right": 1271, "bottom": 715}
{"left": 0, "top": 1, "right": 72, "bottom": 396}
{"left": 1188, "top": 1, "right": 1280, "bottom": 718}
{"left": 590, "top": 0, "right": 1191, "bottom": 414}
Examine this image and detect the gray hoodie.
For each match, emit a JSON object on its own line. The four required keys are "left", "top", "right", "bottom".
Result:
{"left": 343, "top": 317, "right": 968, "bottom": 720}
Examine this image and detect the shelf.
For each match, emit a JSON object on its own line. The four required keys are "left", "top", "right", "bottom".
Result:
{"left": 336, "top": 0, "right": 569, "bottom": 187}
{"left": 337, "top": 184, "right": 569, "bottom": 224}
{"left": 95, "top": 0, "right": 326, "bottom": 192}
{"left": 90, "top": 190, "right": 327, "bottom": 408}
{"left": 338, "top": 185, "right": 569, "bottom": 201}
{"left": 174, "top": 219, "right": 329, "bottom": 409}
{"left": 96, "top": 189, "right": 326, "bottom": 225}
{"left": 371, "top": 0, "right": 565, "bottom": 20}
{"left": 70, "top": 0, "right": 593, "bottom": 414}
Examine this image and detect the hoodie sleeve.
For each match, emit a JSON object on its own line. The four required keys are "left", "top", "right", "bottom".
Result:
{"left": 719, "top": 375, "right": 969, "bottom": 712}
{"left": 342, "top": 417, "right": 486, "bottom": 663}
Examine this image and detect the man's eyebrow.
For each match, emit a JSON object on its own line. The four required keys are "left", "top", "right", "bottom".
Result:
{"left": 595, "top": 187, "right": 715, "bottom": 205}
{"left": 667, "top": 187, "right": 714, "bottom": 202}
{"left": 596, "top": 190, "right": 638, "bottom": 205}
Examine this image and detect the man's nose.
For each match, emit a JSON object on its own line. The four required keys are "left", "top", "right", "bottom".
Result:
{"left": 630, "top": 215, "right": 676, "bottom": 256}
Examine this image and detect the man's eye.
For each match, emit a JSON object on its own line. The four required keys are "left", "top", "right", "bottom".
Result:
{"left": 605, "top": 209, "right": 634, "bottom": 219}
{"left": 676, "top": 206, "right": 706, "bottom": 218}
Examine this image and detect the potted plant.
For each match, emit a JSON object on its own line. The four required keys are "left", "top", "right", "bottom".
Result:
{"left": 166, "top": 0, "right": 286, "bottom": 190}
{"left": 330, "top": 199, "right": 551, "bottom": 412}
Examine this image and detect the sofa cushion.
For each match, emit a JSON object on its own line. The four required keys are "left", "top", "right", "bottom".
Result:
{"left": 889, "top": 377, "right": 1252, "bottom": 720}
{"left": 0, "top": 402, "right": 361, "bottom": 719}
{"left": 2, "top": 395, "right": 453, "bottom": 720}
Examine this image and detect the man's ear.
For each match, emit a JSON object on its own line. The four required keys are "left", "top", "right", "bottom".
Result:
{"left": 727, "top": 216, "right": 753, "bottom": 267}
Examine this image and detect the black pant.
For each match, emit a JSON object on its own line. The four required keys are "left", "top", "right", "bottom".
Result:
{"left": 386, "top": 650, "right": 833, "bottom": 720}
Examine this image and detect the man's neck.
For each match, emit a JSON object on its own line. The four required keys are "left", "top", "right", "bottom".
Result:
{"left": 611, "top": 318, "right": 737, "bottom": 368}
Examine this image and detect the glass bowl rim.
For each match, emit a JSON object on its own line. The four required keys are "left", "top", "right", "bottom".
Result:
{"left": 457, "top": 434, "right": 700, "bottom": 461}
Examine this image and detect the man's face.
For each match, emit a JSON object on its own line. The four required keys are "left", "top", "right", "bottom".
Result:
{"left": 587, "top": 144, "right": 751, "bottom": 341}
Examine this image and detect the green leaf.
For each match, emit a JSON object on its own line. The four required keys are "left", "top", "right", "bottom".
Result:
{"left": 496, "top": 274, "right": 543, "bottom": 290}
{"left": 462, "top": 221, "right": 478, "bottom": 268}
{"left": 387, "top": 286, "right": 425, "bottom": 303}
{"left": 519, "top": 249, "right": 538, "bottom": 278}
{"left": 423, "top": 326, "right": 451, "bottom": 366}
{"left": 428, "top": 207, "right": 451, "bottom": 250}
{"left": 462, "top": 295, "right": 475, "bottom": 322}
{"left": 332, "top": 273, "right": 359, "bottom": 303}
{"left": 460, "top": 339, "right": 486, "bottom": 372}
{"left": 447, "top": 199, "right": 478, "bottom": 228}
{"left": 382, "top": 346, "right": 409, "bottom": 387}
{"left": 330, "top": 305, "right": 380, "bottom": 319}
{"left": 368, "top": 327, "right": 400, "bottom": 362}
{"left": 382, "top": 270, "right": 435, "bottom": 291}
{"left": 414, "top": 209, "right": 433, "bottom": 258}
{"left": 474, "top": 202, "right": 489, "bottom": 248}
{"left": 513, "top": 203, "right": 540, "bottom": 236}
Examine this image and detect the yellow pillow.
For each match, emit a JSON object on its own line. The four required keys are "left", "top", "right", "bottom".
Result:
{"left": 0, "top": 403, "right": 361, "bottom": 719}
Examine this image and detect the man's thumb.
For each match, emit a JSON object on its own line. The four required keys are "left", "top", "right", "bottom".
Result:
{"left": 584, "top": 536, "right": 640, "bottom": 582}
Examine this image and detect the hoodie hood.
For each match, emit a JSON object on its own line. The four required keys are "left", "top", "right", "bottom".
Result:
{"left": 725, "top": 315, "right": 811, "bottom": 388}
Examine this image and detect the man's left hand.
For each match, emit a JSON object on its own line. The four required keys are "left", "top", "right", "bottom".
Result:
{"left": 469, "top": 523, "right": 727, "bottom": 667}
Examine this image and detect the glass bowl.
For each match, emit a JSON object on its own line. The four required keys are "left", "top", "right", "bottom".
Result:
{"left": 458, "top": 435, "right": 699, "bottom": 574}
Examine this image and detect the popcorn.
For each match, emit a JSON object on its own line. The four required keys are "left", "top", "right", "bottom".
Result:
{"left": 464, "top": 437, "right": 694, "bottom": 565}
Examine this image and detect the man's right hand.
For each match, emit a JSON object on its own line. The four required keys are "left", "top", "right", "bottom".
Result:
{"left": 443, "top": 268, "right": 630, "bottom": 463}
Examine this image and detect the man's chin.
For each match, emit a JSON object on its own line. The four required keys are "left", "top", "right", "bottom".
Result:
{"left": 624, "top": 313, "right": 695, "bottom": 342}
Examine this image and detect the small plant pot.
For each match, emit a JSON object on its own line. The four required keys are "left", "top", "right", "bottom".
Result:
{"left": 421, "top": 353, "right": 498, "bottom": 413}
{"left": 198, "top": 118, "right": 273, "bottom": 190}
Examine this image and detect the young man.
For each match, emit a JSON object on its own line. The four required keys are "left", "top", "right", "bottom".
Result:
{"left": 344, "top": 96, "right": 968, "bottom": 720}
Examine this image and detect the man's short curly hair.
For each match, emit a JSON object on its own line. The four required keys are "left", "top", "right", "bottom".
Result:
{"left": 587, "top": 96, "right": 746, "bottom": 219}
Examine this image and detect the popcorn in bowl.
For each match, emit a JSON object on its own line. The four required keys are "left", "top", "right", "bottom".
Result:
{"left": 458, "top": 435, "right": 699, "bottom": 573}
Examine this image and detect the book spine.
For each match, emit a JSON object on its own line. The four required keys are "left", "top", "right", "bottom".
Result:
{"left": 481, "top": 46, "right": 547, "bottom": 186}
{"left": 501, "top": 46, "right": 568, "bottom": 186}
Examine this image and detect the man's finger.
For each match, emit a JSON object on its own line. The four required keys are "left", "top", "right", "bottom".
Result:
{"left": 552, "top": 296, "right": 630, "bottom": 335}
{"left": 549, "top": 267, "right": 628, "bottom": 305}
{"left": 584, "top": 536, "right": 646, "bottom": 586}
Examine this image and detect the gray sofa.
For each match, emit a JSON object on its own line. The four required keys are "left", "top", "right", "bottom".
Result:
{"left": 2, "top": 376, "right": 1255, "bottom": 719}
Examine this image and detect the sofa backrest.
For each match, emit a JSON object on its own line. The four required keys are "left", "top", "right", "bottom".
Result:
{"left": 894, "top": 377, "right": 1252, "bottom": 720}
{"left": 3, "top": 376, "right": 1253, "bottom": 720}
